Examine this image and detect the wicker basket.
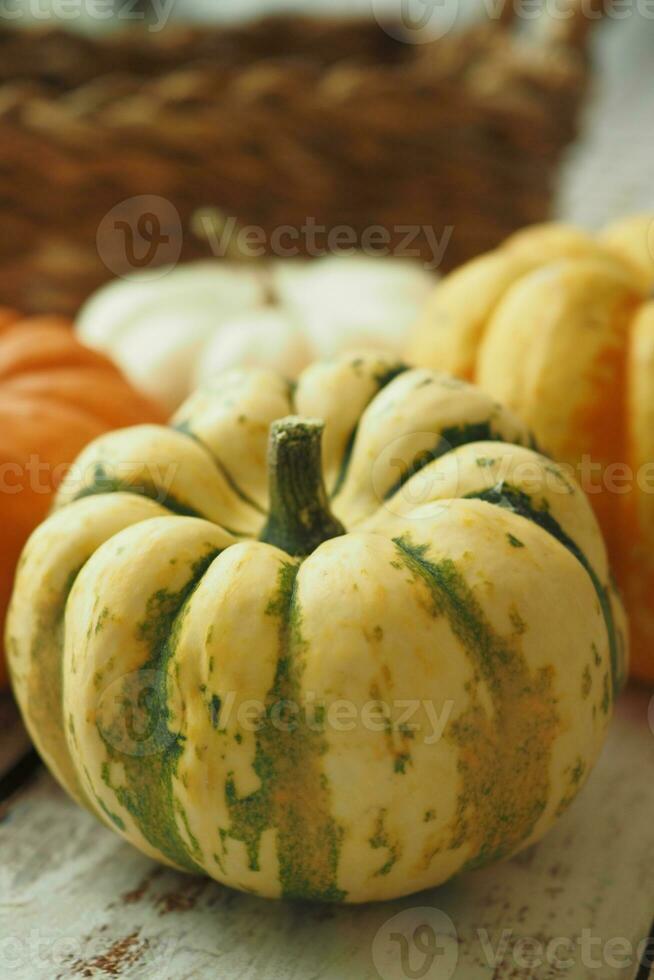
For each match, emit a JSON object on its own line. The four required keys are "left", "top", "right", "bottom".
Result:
{"left": 0, "top": 3, "right": 603, "bottom": 315}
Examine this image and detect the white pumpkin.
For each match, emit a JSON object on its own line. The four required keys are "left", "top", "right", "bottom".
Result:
{"left": 76, "top": 256, "right": 435, "bottom": 412}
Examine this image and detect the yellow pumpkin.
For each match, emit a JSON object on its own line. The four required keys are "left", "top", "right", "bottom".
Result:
{"left": 409, "top": 214, "right": 654, "bottom": 683}
{"left": 7, "top": 351, "right": 624, "bottom": 902}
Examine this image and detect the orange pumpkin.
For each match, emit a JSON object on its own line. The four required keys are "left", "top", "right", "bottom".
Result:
{"left": 408, "top": 215, "right": 654, "bottom": 683}
{"left": 0, "top": 309, "right": 165, "bottom": 687}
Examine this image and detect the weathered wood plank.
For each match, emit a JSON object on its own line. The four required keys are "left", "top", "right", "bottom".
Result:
{"left": 1, "top": 688, "right": 652, "bottom": 980}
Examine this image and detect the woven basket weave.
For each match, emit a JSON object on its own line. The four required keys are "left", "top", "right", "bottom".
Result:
{"left": 0, "top": 4, "right": 603, "bottom": 315}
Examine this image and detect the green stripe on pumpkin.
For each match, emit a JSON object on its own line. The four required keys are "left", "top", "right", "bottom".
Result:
{"left": 20, "top": 565, "right": 89, "bottom": 808}
{"left": 393, "top": 537, "right": 560, "bottom": 872}
{"left": 465, "top": 484, "right": 623, "bottom": 699}
{"left": 383, "top": 421, "right": 537, "bottom": 502}
{"left": 220, "top": 561, "right": 346, "bottom": 902}
{"left": 330, "top": 362, "right": 409, "bottom": 498}
{"left": 71, "top": 464, "right": 245, "bottom": 536}
{"left": 72, "top": 464, "right": 204, "bottom": 518}
{"left": 174, "top": 420, "right": 267, "bottom": 516}
{"left": 97, "top": 548, "right": 222, "bottom": 873}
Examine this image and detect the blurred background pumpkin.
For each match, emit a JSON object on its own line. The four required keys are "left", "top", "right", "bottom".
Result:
{"left": 75, "top": 254, "right": 435, "bottom": 412}
{"left": 0, "top": 310, "right": 165, "bottom": 687}
{"left": 409, "top": 214, "right": 654, "bottom": 683}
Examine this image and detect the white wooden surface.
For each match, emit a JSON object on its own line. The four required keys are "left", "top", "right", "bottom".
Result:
{"left": 1, "top": 689, "right": 652, "bottom": 979}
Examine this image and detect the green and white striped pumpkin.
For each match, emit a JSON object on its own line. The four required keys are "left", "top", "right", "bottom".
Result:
{"left": 7, "top": 350, "right": 626, "bottom": 903}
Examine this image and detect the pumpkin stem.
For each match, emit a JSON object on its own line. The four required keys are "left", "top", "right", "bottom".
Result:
{"left": 260, "top": 417, "right": 346, "bottom": 557}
